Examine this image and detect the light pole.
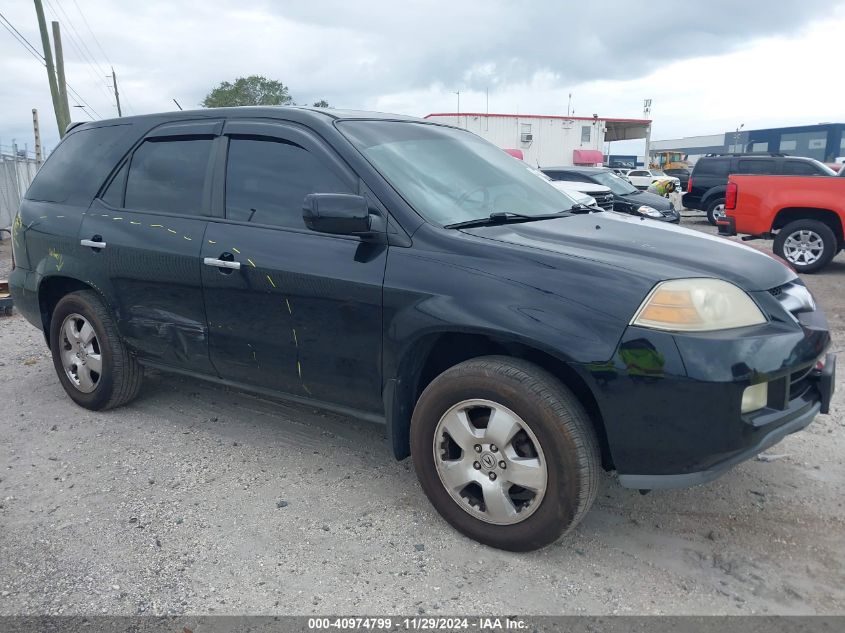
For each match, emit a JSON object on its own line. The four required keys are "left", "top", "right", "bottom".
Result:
{"left": 734, "top": 123, "right": 744, "bottom": 152}
{"left": 454, "top": 91, "right": 460, "bottom": 126}
{"left": 643, "top": 98, "right": 652, "bottom": 168}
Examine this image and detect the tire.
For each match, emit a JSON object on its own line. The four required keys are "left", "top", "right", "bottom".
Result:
{"left": 705, "top": 197, "right": 726, "bottom": 225}
{"left": 410, "top": 356, "right": 600, "bottom": 551}
{"left": 773, "top": 220, "right": 837, "bottom": 274}
{"left": 49, "top": 289, "right": 143, "bottom": 410}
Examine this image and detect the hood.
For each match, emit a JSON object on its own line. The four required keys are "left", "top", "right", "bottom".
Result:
{"left": 618, "top": 189, "right": 672, "bottom": 210}
{"left": 462, "top": 211, "right": 795, "bottom": 292}
{"left": 553, "top": 180, "right": 611, "bottom": 195}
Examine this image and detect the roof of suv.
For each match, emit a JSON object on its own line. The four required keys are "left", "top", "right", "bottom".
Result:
{"left": 67, "top": 106, "right": 423, "bottom": 133}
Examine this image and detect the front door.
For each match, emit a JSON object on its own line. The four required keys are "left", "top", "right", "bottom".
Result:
{"left": 79, "top": 120, "right": 221, "bottom": 373}
{"left": 201, "top": 120, "right": 387, "bottom": 414}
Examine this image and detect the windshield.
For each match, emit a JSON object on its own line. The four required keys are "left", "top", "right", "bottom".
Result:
{"left": 339, "top": 121, "right": 579, "bottom": 225}
{"left": 587, "top": 170, "right": 639, "bottom": 195}
{"left": 651, "top": 170, "right": 667, "bottom": 177}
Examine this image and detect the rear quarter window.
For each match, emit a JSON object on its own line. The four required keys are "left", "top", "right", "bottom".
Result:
{"left": 692, "top": 159, "right": 730, "bottom": 178}
{"left": 25, "top": 123, "right": 137, "bottom": 205}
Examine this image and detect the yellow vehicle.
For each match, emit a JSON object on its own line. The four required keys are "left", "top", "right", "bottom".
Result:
{"left": 651, "top": 151, "right": 689, "bottom": 171}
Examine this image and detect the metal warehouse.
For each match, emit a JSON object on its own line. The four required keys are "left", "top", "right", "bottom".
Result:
{"left": 424, "top": 112, "right": 651, "bottom": 167}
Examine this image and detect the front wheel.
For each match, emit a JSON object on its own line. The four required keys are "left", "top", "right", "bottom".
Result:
{"left": 49, "top": 290, "right": 143, "bottom": 410}
{"left": 410, "top": 356, "right": 600, "bottom": 551}
{"left": 706, "top": 198, "right": 726, "bottom": 225}
{"left": 773, "top": 220, "right": 837, "bottom": 273}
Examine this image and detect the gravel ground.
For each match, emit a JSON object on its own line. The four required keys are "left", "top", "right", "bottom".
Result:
{"left": 0, "top": 216, "right": 843, "bottom": 616}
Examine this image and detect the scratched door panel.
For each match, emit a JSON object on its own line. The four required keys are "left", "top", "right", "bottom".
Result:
{"left": 201, "top": 221, "right": 386, "bottom": 414}
{"left": 79, "top": 199, "right": 212, "bottom": 373}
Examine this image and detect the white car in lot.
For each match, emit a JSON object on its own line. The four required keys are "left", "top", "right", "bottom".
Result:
{"left": 626, "top": 168, "right": 681, "bottom": 191}
{"left": 525, "top": 165, "right": 614, "bottom": 210}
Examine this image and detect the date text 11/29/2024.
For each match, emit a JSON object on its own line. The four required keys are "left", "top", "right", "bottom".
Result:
{"left": 307, "top": 617, "right": 527, "bottom": 630}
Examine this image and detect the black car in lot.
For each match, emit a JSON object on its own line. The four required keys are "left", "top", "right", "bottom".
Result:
{"left": 664, "top": 167, "right": 691, "bottom": 190}
{"left": 541, "top": 166, "right": 680, "bottom": 223}
{"left": 687, "top": 153, "right": 836, "bottom": 225}
{"left": 10, "top": 108, "right": 835, "bottom": 551}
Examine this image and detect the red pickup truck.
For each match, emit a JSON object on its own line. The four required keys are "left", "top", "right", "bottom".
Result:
{"left": 721, "top": 172, "right": 845, "bottom": 273}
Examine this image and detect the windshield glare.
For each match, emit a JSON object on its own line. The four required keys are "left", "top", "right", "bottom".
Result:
{"left": 339, "top": 121, "right": 579, "bottom": 225}
{"left": 589, "top": 170, "right": 638, "bottom": 195}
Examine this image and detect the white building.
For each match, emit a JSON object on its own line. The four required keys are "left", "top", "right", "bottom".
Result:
{"left": 424, "top": 112, "right": 651, "bottom": 168}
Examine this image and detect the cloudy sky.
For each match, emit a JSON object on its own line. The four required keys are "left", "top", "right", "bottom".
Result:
{"left": 1, "top": 0, "right": 843, "bottom": 155}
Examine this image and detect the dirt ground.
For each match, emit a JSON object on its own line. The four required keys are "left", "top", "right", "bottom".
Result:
{"left": 0, "top": 215, "right": 843, "bottom": 616}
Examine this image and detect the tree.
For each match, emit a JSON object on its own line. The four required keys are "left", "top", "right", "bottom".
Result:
{"left": 202, "top": 75, "right": 292, "bottom": 108}
{"left": 312, "top": 99, "right": 330, "bottom": 108}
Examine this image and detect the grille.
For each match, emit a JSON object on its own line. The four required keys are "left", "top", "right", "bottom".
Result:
{"left": 593, "top": 192, "right": 614, "bottom": 210}
{"left": 789, "top": 364, "right": 814, "bottom": 400}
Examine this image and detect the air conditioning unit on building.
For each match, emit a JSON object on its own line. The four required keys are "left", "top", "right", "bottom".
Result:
{"left": 521, "top": 133, "right": 533, "bottom": 143}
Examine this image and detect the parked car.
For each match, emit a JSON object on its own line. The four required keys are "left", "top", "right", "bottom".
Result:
{"left": 721, "top": 173, "right": 845, "bottom": 273}
{"left": 625, "top": 169, "right": 682, "bottom": 191}
{"left": 542, "top": 166, "right": 680, "bottom": 222}
{"left": 686, "top": 153, "right": 836, "bottom": 225}
{"left": 523, "top": 164, "right": 614, "bottom": 211}
{"left": 663, "top": 167, "right": 691, "bottom": 190}
{"left": 10, "top": 108, "right": 835, "bottom": 551}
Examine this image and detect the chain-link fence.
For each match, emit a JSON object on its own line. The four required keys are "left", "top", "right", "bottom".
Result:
{"left": 0, "top": 150, "right": 39, "bottom": 232}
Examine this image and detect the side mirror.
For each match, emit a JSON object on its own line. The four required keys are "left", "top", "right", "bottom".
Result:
{"left": 302, "top": 193, "right": 371, "bottom": 236}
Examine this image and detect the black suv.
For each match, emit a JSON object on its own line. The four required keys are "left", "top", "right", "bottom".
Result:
{"left": 10, "top": 108, "right": 835, "bottom": 551}
{"left": 687, "top": 153, "right": 835, "bottom": 225}
{"left": 541, "top": 166, "right": 680, "bottom": 223}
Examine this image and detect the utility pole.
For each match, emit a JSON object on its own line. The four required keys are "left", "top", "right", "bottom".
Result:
{"left": 643, "top": 98, "right": 652, "bottom": 168}
{"left": 454, "top": 91, "right": 460, "bottom": 126}
{"left": 33, "top": 0, "right": 68, "bottom": 136}
{"left": 111, "top": 67, "right": 122, "bottom": 117}
{"left": 51, "top": 21, "right": 70, "bottom": 128}
{"left": 32, "top": 108, "right": 43, "bottom": 166}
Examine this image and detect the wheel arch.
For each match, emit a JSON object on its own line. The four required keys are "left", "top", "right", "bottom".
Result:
{"left": 37, "top": 276, "right": 104, "bottom": 347}
{"left": 773, "top": 208, "right": 843, "bottom": 248}
{"left": 384, "top": 331, "right": 613, "bottom": 470}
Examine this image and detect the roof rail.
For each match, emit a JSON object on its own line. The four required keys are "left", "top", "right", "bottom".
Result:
{"left": 703, "top": 152, "right": 787, "bottom": 158}
{"left": 65, "top": 121, "right": 85, "bottom": 134}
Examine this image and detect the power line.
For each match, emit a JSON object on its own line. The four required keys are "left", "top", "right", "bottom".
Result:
{"left": 0, "top": 10, "right": 101, "bottom": 120}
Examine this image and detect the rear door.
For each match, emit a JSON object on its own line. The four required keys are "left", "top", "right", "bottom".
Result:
{"left": 201, "top": 119, "right": 387, "bottom": 414}
{"left": 79, "top": 120, "right": 220, "bottom": 373}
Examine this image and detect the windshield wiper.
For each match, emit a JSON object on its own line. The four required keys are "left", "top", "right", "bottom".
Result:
{"left": 445, "top": 211, "right": 564, "bottom": 229}
{"left": 569, "top": 203, "right": 600, "bottom": 213}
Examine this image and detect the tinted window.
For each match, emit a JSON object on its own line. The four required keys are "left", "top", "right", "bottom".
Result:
{"left": 225, "top": 138, "right": 352, "bottom": 228}
{"left": 25, "top": 123, "right": 136, "bottom": 204}
{"left": 100, "top": 162, "right": 128, "bottom": 207}
{"left": 544, "top": 171, "right": 580, "bottom": 182}
{"left": 124, "top": 139, "right": 212, "bottom": 214}
{"left": 693, "top": 159, "right": 730, "bottom": 177}
{"left": 735, "top": 159, "right": 775, "bottom": 175}
{"left": 629, "top": 170, "right": 648, "bottom": 177}
{"left": 782, "top": 161, "right": 820, "bottom": 176}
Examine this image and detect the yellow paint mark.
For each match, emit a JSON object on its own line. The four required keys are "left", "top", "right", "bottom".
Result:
{"left": 266, "top": 275, "right": 276, "bottom": 288}
{"left": 208, "top": 240, "right": 217, "bottom": 244}
{"left": 291, "top": 328, "right": 298, "bottom": 346}
{"left": 113, "top": 217, "right": 123, "bottom": 220}
{"left": 39, "top": 216, "right": 47, "bottom": 219}
{"left": 247, "top": 258, "right": 256, "bottom": 268}
{"left": 183, "top": 236, "right": 192, "bottom": 241}
{"left": 297, "top": 361, "right": 303, "bottom": 379}
{"left": 101, "top": 214, "right": 110, "bottom": 217}
{"left": 285, "top": 298, "right": 292, "bottom": 315}
{"left": 150, "top": 224, "right": 163, "bottom": 228}
{"left": 130, "top": 221, "right": 141, "bottom": 225}
{"left": 167, "top": 228, "right": 177, "bottom": 234}
{"left": 231, "top": 247, "right": 241, "bottom": 254}
{"left": 55, "top": 215, "right": 65, "bottom": 218}
{"left": 48, "top": 248, "right": 64, "bottom": 272}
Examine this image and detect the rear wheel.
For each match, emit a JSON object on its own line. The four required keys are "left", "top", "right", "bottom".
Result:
{"left": 706, "top": 198, "right": 726, "bottom": 225}
{"left": 49, "top": 290, "right": 143, "bottom": 410}
{"left": 410, "top": 356, "right": 600, "bottom": 551}
{"left": 774, "top": 220, "right": 837, "bottom": 273}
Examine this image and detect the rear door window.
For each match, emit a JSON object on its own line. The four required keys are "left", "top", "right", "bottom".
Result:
{"left": 735, "top": 159, "right": 776, "bottom": 175}
{"left": 782, "top": 160, "right": 823, "bottom": 176}
{"left": 124, "top": 138, "right": 213, "bottom": 215}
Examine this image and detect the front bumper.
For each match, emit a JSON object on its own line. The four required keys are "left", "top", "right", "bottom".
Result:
{"left": 581, "top": 306, "right": 833, "bottom": 489}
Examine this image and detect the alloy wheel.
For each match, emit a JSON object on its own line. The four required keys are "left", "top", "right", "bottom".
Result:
{"left": 783, "top": 229, "right": 824, "bottom": 266}
{"left": 432, "top": 399, "right": 547, "bottom": 525}
{"left": 59, "top": 313, "right": 103, "bottom": 393}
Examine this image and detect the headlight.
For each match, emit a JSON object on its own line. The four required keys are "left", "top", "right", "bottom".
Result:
{"left": 637, "top": 205, "right": 662, "bottom": 218}
{"left": 631, "top": 278, "right": 767, "bottom": 332}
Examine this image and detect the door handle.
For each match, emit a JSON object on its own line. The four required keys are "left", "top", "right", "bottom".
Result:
{"left": 203, "top": 257, "right": 241, "bottom": 270}
{"left": 80, "top": 238, "right": 106, "bottom": 250}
